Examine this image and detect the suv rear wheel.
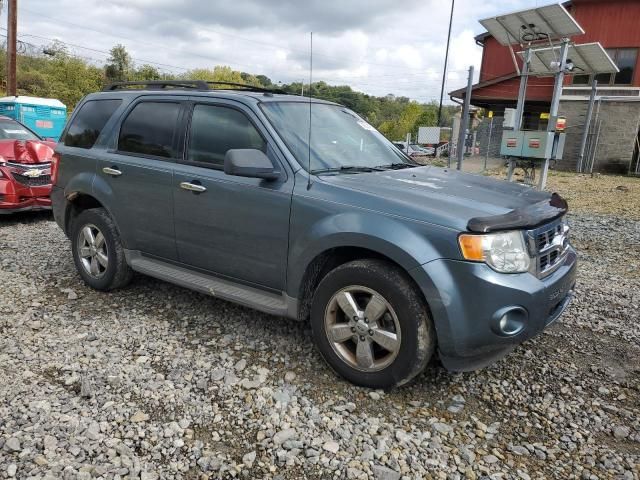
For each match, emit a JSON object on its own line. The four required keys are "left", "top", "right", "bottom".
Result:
{"left": 70, "top": 208, "right": 133, "bottom": 291}
{"left": 310, "top": 259, "right": 435, "bottom": 389}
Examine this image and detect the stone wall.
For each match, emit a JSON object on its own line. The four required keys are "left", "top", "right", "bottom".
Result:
{"left": 558, "top": 99, "right": 640, "bottom": 173}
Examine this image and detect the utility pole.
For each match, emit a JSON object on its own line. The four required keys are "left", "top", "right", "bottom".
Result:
{"left": 437, "top": 0, "right": 455, "bottom": 126}
{"left": 7, "top": 0, "right": 17, "bottom": 96}
{"left": 456, "top": 65, "right": 474, "bottom": 171}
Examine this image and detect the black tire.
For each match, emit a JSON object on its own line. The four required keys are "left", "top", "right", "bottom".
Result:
{"left": 70, "top": 208, "right": 133, "bottom": 291}
{"left": 310, "top": 259, "right": 435, "bottom": 389}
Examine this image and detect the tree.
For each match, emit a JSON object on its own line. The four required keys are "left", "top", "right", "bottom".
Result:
{"left": 378, "top": 102, "right": 424, "bottom": 140}
{"left": 0, "top": 44, "right": 461, "bottom": 138}
{"left": 134, "top": 64, "right": 161, "bottom": 81}
{"left": 42, "top": 40, "right": 68, "bottom": 58}
{"left": 181, "top": 66, "right": 263, "bottom": 88}
{"left": 105, "top": 44, "right": 132, "bottom": 82}
{"left": 412, "top": 108, "right": 437, "bottom": 136}
{"left": 256, "top": 75, "right": 273, "bottom": 87}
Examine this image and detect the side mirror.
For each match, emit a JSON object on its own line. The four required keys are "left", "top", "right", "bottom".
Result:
{"left": 224, "top": 149, "right": 280, "bottom": 180}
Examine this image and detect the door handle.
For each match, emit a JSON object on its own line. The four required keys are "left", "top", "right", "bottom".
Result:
{"left": 180, "top": 181, "right": 207, "bottom": 193}
{"left": 102, "top": 167, "right": 122, "bottom": 177}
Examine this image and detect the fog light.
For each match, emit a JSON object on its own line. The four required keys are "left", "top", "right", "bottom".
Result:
{"left": 492, "top": 307, "right": 527, "bottom": 337}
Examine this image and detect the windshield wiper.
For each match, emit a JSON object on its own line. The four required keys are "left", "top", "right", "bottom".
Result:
{"left": 375, "top": 163, "right": 417, "bottom": 170}
{"left": 311, "top": 166, "right": 385, "bottom": 175}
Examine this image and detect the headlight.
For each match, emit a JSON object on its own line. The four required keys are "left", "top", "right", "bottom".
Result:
{"left": 458, "top": 231, "right": 531, "bottom": 273}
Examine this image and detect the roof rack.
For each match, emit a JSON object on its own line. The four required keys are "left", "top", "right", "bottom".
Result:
{"left": 103, "top": 80, "right": 285, "bottom": 94}
{"left": 103, "top": 80, "right": 208, "bottom": 91}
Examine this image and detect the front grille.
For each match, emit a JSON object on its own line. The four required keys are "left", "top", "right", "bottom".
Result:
{"left": 536, "top": 222, "right": 564, "bottom": 251}
{"left": 528, "top": 218, "right": 570, "bottom": 278}
{"left": 6, "top": 162, "right": 52, "bottom": 188}
{"left": 13, "top": 173, "right": 52, "bottom": 186}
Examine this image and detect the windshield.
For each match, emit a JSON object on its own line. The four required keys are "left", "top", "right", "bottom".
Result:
{"left": 261, "top": 102, "right": 411, "bottom": 173}
{"left": 0, "top": 120, "right": 40, "bottom": 141}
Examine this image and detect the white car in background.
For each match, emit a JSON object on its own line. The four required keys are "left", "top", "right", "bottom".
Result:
{"left": 393, "top": 142, "right": 435, "bottom": 157}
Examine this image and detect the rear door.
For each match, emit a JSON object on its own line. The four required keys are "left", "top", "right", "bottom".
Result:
{"left": 96, "top": 98, "right": 185, "bottom": 260}
{"left": 172, "top": 99, "right": 294, "bottom": 290}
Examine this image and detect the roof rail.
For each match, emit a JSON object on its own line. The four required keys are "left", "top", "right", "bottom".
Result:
{"left": 204, "top": 81, "right": 279, "bottom": 93}
{"left": 103, "top": 80, "right": 209, "bottom": 91}
{"left": 103, "top": 80, "right": 286, "bottom": 94}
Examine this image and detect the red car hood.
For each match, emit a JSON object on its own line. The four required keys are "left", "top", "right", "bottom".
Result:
{"left": 0, "top": 139, "right": 56, "bottom": 165}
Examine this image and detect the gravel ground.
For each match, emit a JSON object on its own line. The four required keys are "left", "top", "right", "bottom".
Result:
{"left": 0, "top": 177, "right": 638, "bottom": 479}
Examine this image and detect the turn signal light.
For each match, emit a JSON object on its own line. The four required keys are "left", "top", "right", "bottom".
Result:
{"left": 458, "top": 234, "right": 484, "bottom": 261}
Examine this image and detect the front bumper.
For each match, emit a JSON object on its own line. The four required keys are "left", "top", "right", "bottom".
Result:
{"left": 411, "top": 246, "right": 577, "bottom": 371}
{"left": 0, "top": 184, "right": 52, "bottom": 214}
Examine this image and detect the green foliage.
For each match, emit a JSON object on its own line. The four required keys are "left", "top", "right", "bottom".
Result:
{"left": 132, "top": 64, "right": 162, "bottom": 81}
{"left": 2, "top": 43, "right": 460, "bottom": 141}
{"left": 179, "top": 66, "right": 263, "bottom": 87}
{"left": 105, "top": 44, "right": 133, "bottom": 82}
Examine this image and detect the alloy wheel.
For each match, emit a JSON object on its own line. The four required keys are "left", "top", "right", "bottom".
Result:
{"left": 324, "top": 285, "right": 401, "bottom": 372}
{"left": 77, "top": 224, "right": 108, "bottom": 278}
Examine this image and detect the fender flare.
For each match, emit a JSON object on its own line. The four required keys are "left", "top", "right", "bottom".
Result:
{"left": 287, "top": 211, "right": 443, "bottom": 297}
{"left": 63, "top": 173, "right": 127, "bottom": 247}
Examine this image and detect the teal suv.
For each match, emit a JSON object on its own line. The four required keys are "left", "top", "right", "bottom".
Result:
{"left": 51, "top": 81, "right": 577, "bottom": 389}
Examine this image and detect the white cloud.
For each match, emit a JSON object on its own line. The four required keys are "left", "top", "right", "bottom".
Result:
{"left": 16, "top": 0, "right": 537, "bottom": 101}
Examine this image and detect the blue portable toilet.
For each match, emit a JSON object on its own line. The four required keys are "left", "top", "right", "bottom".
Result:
{"left": 0, "top": 96, "right": 67, "bottom": 141}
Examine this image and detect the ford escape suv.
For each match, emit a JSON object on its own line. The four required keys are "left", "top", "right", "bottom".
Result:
{"left": 51, "top": 80, "right": 577, "bottom": 389}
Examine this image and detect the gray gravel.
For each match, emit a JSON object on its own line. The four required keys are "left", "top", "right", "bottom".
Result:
{"left": 0, "top": 210, "right": 638, "bottom": 479}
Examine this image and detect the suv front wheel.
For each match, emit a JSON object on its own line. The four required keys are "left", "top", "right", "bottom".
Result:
{"left": 70, "top": 208, "right": 133, "bottom": 291}
{"left": 310, "top": 259, "right": 435, "bottom": 389}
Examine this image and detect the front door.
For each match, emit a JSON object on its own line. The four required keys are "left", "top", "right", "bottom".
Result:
{"left": 173, "top": 100, "right": 293, "bottom": 290}
{"left": 97, "top": 99, "right": 184, "bottom": 260}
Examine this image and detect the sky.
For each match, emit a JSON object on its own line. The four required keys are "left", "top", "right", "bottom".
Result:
{"left": 12, "top": 0, "right": 537, "bottom": 103}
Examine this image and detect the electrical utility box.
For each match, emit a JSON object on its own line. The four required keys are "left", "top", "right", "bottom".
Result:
{"left": 503, "top": 108, "right": 517, "bottom": 130}
{"left": 500, "top": 131, "right": 566, "bottom": 159}
{"left": 0, "top": 96, "right": 67, "bottom": 141}
{"left": 500, "top": 131, "right": 524, "bottom": 156}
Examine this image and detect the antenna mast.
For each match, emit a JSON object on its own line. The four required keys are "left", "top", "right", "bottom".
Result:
{"left": 307, "top": 32, "right": 313, "bottom": 190}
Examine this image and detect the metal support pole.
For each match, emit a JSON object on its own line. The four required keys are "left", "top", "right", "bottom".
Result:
{"left": 514, "top": 48, "right": 530, "bottom": 132}
{"left": 484, "top": 116, "right": 494, "bottom": 171}
{"left": 539, "top": 38, "right": 570, "bottom": 190}
{"left": 456, "top": 65, "right": 474, "bottom": 171}
{"left": 577, "top": 80, "right": 597, "bottom": 173}
{"left": 447, "top": 118, "right": 454, "bottom": 168}
{"left": 7, "top": 0, "right": 17, "bottom": 97}
{"left": 437, "top": 0, "right": 455, "bottom": 126}
{"left": 548, "top": 39, "right": 570, "bottom": 132}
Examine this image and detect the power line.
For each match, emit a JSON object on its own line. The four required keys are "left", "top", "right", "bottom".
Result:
{"left": 19, "top": 6, "right": 461, "bottom": 74}
{"left": 6, "top": 12, "right": 468, "bottom": 101}
{"left": 8, "top": 30, "right": 188, "bottom": 72}
{"left": 8, "top": 28, "right": 463, "bottom": 96}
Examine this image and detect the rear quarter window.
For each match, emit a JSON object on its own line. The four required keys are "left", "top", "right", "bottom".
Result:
{"left": 64, "top": 99, "right": 122, "bottom": 149}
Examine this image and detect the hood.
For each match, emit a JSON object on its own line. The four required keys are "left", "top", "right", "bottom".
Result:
{"left": 0, "top": 139, "right": 56, "bottom": 165}
{"left": 319, "top": 166, "right": 566, "bottom": 232}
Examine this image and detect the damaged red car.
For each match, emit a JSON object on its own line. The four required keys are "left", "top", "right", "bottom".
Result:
{"left": 0, "top": 116, "right": 56, "bottom": 214}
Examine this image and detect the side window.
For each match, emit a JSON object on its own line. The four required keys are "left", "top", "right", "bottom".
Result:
{"left": 118, "top": 102, "right": 181, "bottom": 158}
{"left": 187, "top": 104, "right": 266, "bottom": 167}
{"left": 64, "top": 99, "right": 122, "bottom": 148}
